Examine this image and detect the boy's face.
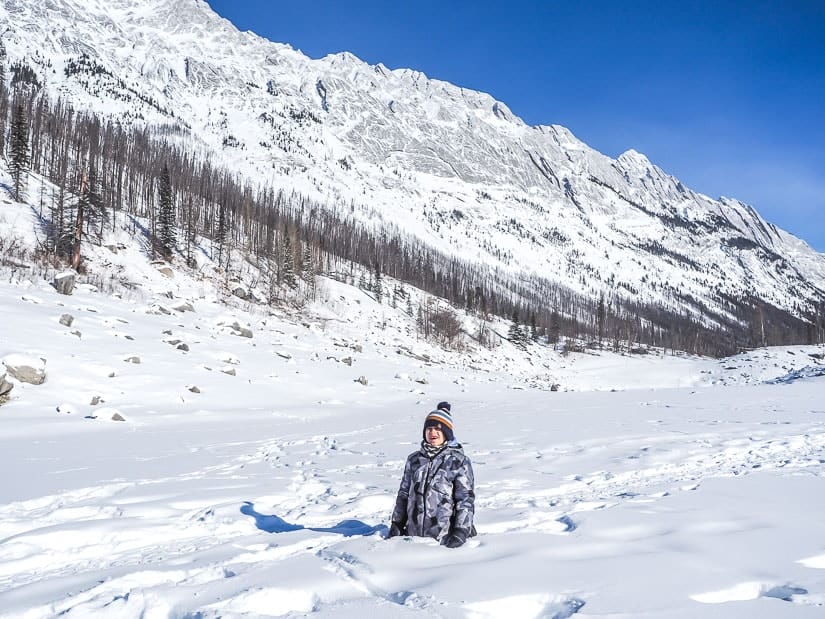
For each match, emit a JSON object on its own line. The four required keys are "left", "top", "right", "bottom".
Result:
{"left": 425, "top": 424, "right": 445, "bottom": 446}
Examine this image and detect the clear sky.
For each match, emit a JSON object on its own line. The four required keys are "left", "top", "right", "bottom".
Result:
{"left": 207, "top": 0, "right": 825, "bottom": 252}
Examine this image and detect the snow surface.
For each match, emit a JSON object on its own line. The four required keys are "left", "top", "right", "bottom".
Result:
{"left": 1, "top": 198, "right": 825, "bottom": 617}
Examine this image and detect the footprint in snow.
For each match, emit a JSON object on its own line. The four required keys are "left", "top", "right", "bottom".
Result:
{"left": 692, "top": 581, "right": 808, "bottom": 604}
{"left": 466, "top": 594, "right": 584, "bottom": 619}
{"left": 556, "top": 515, "right": 577, "bottom": 533}
{"left": 544, "top": 597, "right": 586, "bottom": 618}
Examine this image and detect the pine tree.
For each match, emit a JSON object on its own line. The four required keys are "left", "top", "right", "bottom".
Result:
{"left": 156, "top": 164, "right": 176, "bottom": 259}
{"left": 548, "top": 310, "right": 561, "bottom": 345}
{"left": 281, "top": 230, "right": 297, "bottom": 289}
{"left": 416, "top": 304, "right": 425, "bottom": 336}
{"left": 508, "top": 310, "right": 520, "bottom": 343}
{"left": 0, "top": 42, "right": 7, "bottom": 156}
{"left": 0, "top": 70, "right": 6, "bottom": 157}
{"left": 301, "top": 240, "right": 316, "bottom": 299}
{"left": 521, "top": 323, "right": 532, "bottom": 347}
{"left": 508, "top": 310, "right": 527, "bottom": 350}
{"left": 301, "top": 241, "right": 314, "bottom": 281}
{"left": 9, "top": 103, "right": 30, "bottom": 202}
{"left": 184, "top": 196, "right": 196, "bottom": 267}
{"left": 373, "top": 260, "right": 382, "bottom": 303}
{"left": 83, "top": 162, "right": 106, "bottom": 244}
{"left": 71, "top": 166, "right": 89, "bottom": 270}
{"left": 215, "top": 204, "right": 228, "bottom": 266}
{"left": 477, "top": 286, "right": 488, "bottom": 319}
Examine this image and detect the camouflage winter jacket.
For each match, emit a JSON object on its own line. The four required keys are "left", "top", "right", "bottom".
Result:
{"left": 391, "top": 442, "right": 475, "bottom": 541}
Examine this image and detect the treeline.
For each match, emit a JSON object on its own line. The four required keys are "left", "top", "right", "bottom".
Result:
{"left": 2, "top": 70, "right": 823, "bottom": 356}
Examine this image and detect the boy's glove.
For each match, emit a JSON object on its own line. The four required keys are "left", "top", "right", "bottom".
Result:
{"left": 442, "top": 530, "right": 467, "bottom": 548}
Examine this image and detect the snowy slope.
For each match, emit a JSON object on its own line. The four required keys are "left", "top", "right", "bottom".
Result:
{"left": 2, "top": 0, "right": 824, "bottom": 327}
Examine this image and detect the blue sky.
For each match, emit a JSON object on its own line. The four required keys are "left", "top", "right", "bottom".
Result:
{"left": 208, "top": 0, "right": 825, "bottom": 252}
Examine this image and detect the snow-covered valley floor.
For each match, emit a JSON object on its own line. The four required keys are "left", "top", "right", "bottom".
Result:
{"left": 1, "top": 271, "right": 824, "bottom": 619}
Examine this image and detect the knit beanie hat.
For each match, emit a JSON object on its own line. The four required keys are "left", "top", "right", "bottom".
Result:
{"left": 423, "top": 403, "right": 455, "bottom": 442}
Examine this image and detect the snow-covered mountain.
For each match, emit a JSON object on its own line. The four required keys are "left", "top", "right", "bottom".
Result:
{"left": 2, "top": 0, "right": 825, "bottom": 326}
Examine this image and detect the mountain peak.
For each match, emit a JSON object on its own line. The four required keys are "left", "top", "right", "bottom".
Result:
{"left": 617, "top": 148, "right": 652, "bottom": 168}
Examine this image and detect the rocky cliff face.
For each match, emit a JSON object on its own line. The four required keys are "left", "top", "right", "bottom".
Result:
{"left": 2, "top": 0, "right": 824, "bottom": 325}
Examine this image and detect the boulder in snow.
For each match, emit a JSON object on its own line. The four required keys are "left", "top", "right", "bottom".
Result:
{"left": 236, "top": 326, "right": 253, "bottom": 338}
{"left": 233, "top": 324, "right": 254, "bottom": 338}
{"left": 3, "top": 355, "right": 47, "bottom": 385}
{"left": 217, "top": 319, "right": 254, "bottom": 338}
{"left": 355, "top": 375, "right": 368, "bottom": 386}
{"left": 59, "top": 313, "right": 75, "bottom": 327}
{"left": 53, "top": 270, "right": 77, "bottom": 295}
{"left": 0, "top": 373, "right": 13, "bottom": 398}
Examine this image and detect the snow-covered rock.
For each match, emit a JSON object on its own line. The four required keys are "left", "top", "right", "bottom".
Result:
{"left": 2, "top": 354, "right": 47, "bottom": 385}
{"left": 0, "top": 373, "right": 13, "bottom": 398}
{"left": 53, "top": 271, "right": 76, "bottom": 295}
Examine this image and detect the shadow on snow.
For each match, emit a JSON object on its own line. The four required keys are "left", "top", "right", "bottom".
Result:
{"left": 241, "top": 501, "right": 387, "bottom": 537}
